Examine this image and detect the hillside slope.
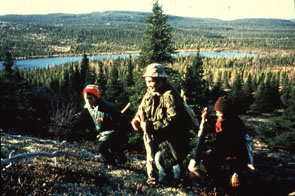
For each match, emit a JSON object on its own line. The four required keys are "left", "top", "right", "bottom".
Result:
{"left": 1, "top": 113, "right": 295, "bottom": 196}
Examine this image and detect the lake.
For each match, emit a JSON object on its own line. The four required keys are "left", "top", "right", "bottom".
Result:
{"left": 0, "top": 51, "right": 258, "bottom": 70}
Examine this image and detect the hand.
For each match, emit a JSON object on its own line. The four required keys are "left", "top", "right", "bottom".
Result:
{"left": 188, "top": 159, "right": 197, "bottom": 172}
{"left": 131, "top": 117, "right": 140, "bottom": 131}
{"left": 201, "top": 108, "right": 207, "bottom": 119}
{"left": 231, "top": 173, "right": 240, "bottom": 187}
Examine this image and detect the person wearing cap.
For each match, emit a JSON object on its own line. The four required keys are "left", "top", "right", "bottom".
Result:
{"left": 72, "top": 84, "right": 130, "bottom": 165}
{"left": 188, "top": 96, "right": 250, "bottom": 188}
{"left": 131, "top": 63, "right": 190, "bottom": 185}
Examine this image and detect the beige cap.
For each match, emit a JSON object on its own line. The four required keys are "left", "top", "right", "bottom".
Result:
{"left": 143, "top": 63, "right": 168, "bottom": 78}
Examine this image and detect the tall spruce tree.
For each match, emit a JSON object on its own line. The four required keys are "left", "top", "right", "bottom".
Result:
{"left": 242, "top": 73, "right": 255, "bottom": 112}
{"left": 96, "top": 61, "right": 107, "bottom": 97}
{"left": 105, "top": 60, "right": 127, "bottom": 109}
{"left": 130, "top": 0, "right": 174, "bottom": 114}
{"left": 228, "top": 72, "right": 245, "bottom": 114}
{"left": 61, "top": 68, "right": 70, "bottom": 98}
{"left": 85, "top": 67, "right": 97, "bottom": 85}
{"left": 182, "top": 52, "right": 208, "bottom": 114}
{"left": 280, "top": 75, "right": 292, "bottom": 108}
{"left": 251, "top": 74, "right": 280, "bottom": 113}
{"left": 80, "top": 53, "right": 90, "bottom": 88}
{"left": 68, "top": 64, "right": 81, "bottom": 102}
{"left": 0, "top": 50, "right": 39, "bottom": 134}
{"left": 137, "top": 0, "right": 175, "bottom": 67}
{"left": 2, "top": 50, "right": 14, "bottom": 74}
{"left": 122, "top": 56, "right": 135, "bottom": 99}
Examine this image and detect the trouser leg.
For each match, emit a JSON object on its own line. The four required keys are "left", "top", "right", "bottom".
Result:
{"left": 109, "top": 133, "right": 127, "bottom": 163}
{"left": 245, "top": 133, "right": 254, "bottom": 165}
{"left": 97, "top": 140, "right": 115, "bottom": 164}
{"left": 143, "top": 133, "right": 155, "bottom": 181}
{"left": 155, "top": 151, "right": 166, "bottom": 182}
{"left": 97, "top": 131, "right": 117, "bottom": 164}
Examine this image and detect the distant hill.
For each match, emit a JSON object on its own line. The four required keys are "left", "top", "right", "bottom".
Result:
{"left": 1, "top": 11, "right": 294, "bottom": 58}
{"left": 1, "top": 11, "right": 294, "bottom": 28}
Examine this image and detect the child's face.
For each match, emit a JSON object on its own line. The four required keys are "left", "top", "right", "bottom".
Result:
{"left": 84, "top": 93, "right": 97, "bottom": 106}
{"left": 216, "top": 110, "right": 223, "bottom": 119}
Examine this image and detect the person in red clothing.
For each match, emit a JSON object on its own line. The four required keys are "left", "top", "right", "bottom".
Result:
{"left": 188, "top": 96, "right": 250, "bottom": 188}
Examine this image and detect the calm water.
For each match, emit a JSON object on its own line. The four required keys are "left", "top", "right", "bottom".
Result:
{"left": 0, "top": 51, "right": 258, "bottom": 70}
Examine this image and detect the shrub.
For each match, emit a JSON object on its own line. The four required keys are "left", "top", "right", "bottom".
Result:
{"left": 256, "top": 105, "right": 295, "bottom": 154}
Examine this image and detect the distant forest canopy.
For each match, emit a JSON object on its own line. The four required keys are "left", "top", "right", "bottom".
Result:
{"left": 1, "top": 11, "right": 295, "bottom": 59}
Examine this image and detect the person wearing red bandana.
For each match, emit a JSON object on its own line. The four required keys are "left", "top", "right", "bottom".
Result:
{"left": 188, "top": 96, "right": 251, "bottom": 188}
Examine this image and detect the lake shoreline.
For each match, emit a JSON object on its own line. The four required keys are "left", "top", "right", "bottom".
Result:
{"left": 14, "top": 48, "right": 294, "bottom": 60}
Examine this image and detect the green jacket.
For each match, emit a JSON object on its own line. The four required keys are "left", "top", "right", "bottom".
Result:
{"left": 135, "top": 83, "right": 190, "bottom": 160}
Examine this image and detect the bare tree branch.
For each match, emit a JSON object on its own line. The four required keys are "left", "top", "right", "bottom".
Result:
{"left": 1, "top": 150, "right": 97, "bottom": 167}
{"left": 0, "top": 131, "right": 98, "bottom": 153}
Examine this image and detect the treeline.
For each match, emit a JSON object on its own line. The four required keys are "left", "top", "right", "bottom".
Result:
{"left": 1, "top": 11, "right": 294, "bottom": 59}
{"left": 1, "top": 52, "right": 295, "bottom": 153}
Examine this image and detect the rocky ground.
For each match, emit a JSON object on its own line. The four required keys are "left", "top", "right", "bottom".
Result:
{"left": 1, "top": 113, "right": 295, "bottom": 196}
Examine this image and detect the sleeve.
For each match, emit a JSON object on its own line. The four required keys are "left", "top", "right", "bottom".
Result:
{"left": 111, "top": 108, "right": 133, "bottom": 133}
{"left": 133, "top": 92, "right": 148, "bottom": 120}
{"left": 72, "top": 109, "right": 96, "bottom": 133}
{"left": 100, "top": 99, "right": 132, "bottom": 132}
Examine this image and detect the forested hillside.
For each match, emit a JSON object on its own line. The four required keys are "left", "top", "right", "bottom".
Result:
{"left": 1, "top": 5, "right": 295, "bottom": 195}
{"left": 1, "top": 11, "right": 294, "bottom": 59}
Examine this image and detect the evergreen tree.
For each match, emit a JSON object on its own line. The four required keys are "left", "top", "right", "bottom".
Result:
{"left": 122, "top": 56, "right": 135, "bottom": 102}
{"left": 210, "top": 74, "right": 225, "bottom": 102}
{"left": 269, "top": 72, "right": 282, "bottom": 109}
{"left": 2, "top": 49, "right": 14, "bottom": 74}
{"left": 80, "top": 53, "right": 90, "bottom": 88}
{"left": 242, "top": 73, "right": 255, "bottom": 112}
{"left": 280, "top": 75, "right": 292, "bottom": 108}
{"left": 256, "top": 78, "right": 295, "bottom": 154}
{"left": 105, "top": 60, "right": 128, "bottom": 109}
{"left": 182, "top": 52, "right": 208, "bottom": 114}
{"left": 61, "top": 68, "right": 70, "bottom": 98}
{"left": 68, "top": 64, "right": 81, "bottom": 102}
{"left": 96, "top": 61, "right": 107, "bottom": 97}
{"left": 228, "top": 72, "right": 245, "bottom": 114}
{"left": 0, "top": 50, "right": 40, "bottom": 134}
{"left": 222, "top": 72, "right": 231, "bottom": 90}
{"left": 85, "top": 66, "right": 97, "bottom": 85}
{"left": 137, "top": 0, "right": 175, "bottom": 67}
{"left": 251, "top": 74, "right": 280, "bottom": 113}
{"left": 124, "top": 56, "right": 135, "bottom": 88}
{"left": 129, "top": 0, "right": 175, "bottom": 123}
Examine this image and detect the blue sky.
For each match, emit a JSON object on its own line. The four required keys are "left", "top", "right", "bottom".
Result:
{"left": 0, "top": 0, "right": 294, "bottom": 20}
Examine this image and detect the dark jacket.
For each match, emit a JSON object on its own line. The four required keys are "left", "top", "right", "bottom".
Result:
{"left": 207, "top": 114, "right": 249, "bottom": 164}
{"left": 72, "top": 99, "right": 131, "bottom": 136}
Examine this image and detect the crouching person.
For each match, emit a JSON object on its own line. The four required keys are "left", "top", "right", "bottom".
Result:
{"left": 189, "top": 96, "right": 250, "bottom": 188}
{"left": 131, "top": 63, "right": 190, "bottom": 185}
{"left": 73, "top": 84, "right": 130, "bottom": 165}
